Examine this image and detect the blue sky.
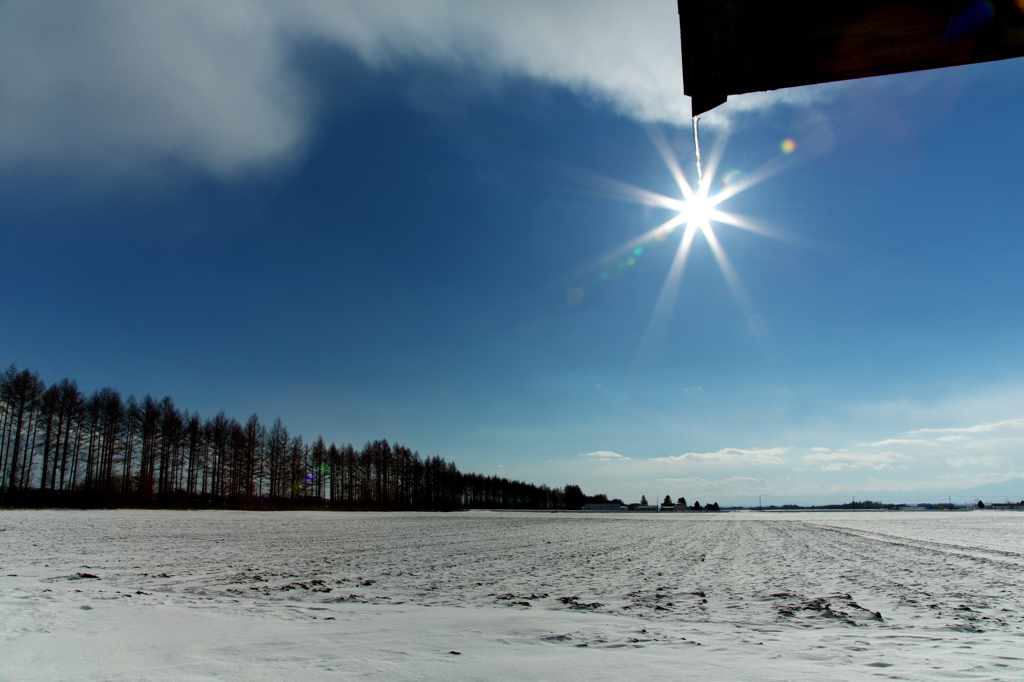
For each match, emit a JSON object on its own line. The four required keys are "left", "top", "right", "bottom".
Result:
{"left": 2, "top": 1, "right": 1023, "bottom": 505}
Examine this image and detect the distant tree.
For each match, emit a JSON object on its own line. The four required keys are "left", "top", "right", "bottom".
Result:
{"left": 977, "top": 500, "right": 985, "bottom": 509}
{"left": 121, "top": 395, "right": 140, "bottom": 496}
{"left": 53, "top": 379, "right": 83, "bottom": 493}
{"left": 183, "top": 411, "right": 203, "bottom": 496}
{"left": 137, "top": 394, "right": 161, "bottom": 498}
{"left": 205, "top": 411, "right": 234, "bottom": 498}
{"left": 392, "top": 443, "right": 414, "bottom": 507}
{"left": 37, "top": 383, "right": 60, "bottom": 493}
{"left": 367, "top": 439, "right": 391, "bottom": 507}
{"left": 327, "top": 442, "right": 341, "bottom": 505}
{"left": 0, "top": 362, "right": 580, "bottom": 511}
{"left": 564, "top": 484, "right": 585, "bottom": 510}
{"left": 641, "top": 494, "right": 648, "bottom": 505}
{"left": 663, "top": 495, "right": 673, "bottom": 506}
{"left": 310, "top": 435, "right": 328, "bottom": 501}
{"left": 692, "top": 500, "right": 701, "bottom": 510}
{"left": 678, "top": 496, "right": 686, "bottom": 508}
{"left": 242, "top": 414, "right": 265, "bottom": 500}
{"left": 338, "top": 442, "right": 357, "bottom": 505}
{"left": 288, "top": 435, "right": 306, "bottom": 500}
{"left": 156, "top": 396, "right": 180, "bottom": 496}
{"left": 267, "top": 418, "right": 289, "bottom": 500}
{"left": 96, "top": 387, "right": 125, "bottom": 494}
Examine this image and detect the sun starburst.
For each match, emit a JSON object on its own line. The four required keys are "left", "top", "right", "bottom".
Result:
{"left": 570, "top": 125, "right": 797, "bottom": 348}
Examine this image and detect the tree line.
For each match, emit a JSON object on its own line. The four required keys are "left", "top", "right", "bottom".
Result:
{"left": 0, "top": 364, "right": 571, "bottom": 510}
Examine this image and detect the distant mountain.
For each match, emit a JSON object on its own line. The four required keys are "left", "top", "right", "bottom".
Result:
{"left": 965, "top": 478, "right": 1024, "bottom": 504}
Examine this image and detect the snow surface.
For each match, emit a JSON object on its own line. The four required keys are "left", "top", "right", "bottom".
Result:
{"left": 2, "top": 509, "right": 1023, "bottom": 680}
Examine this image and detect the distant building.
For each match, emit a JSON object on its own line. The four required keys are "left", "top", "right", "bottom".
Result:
{"left": 989, "top": 502, "right": 1024, "bottom": 510}
{"left": 626, "top": 502, "right": 658, "bottom": 511}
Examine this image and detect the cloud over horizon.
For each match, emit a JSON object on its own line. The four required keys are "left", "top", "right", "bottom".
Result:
{"left": 567, "top": 410, "right": 1024, "bottom": 501}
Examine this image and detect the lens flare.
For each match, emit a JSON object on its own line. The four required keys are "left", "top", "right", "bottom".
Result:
{"left": 723, "top": 169, "right": 744, "bottom": 187}
{"left": 781, "top": 138, "right": 796, "bottom": 154}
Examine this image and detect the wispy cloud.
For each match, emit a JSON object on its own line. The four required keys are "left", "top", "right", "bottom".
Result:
{"left": 908, "top": 417, "right": 1024, "bottom": 436}
{"left": 652, "top": 447, "right": 787, "bottom": 466}
{"left": 804, "top": 450, "right": 912, "bottom": 471}
{"left": 946, "top": 455, "right": 1007, "bottom": 468}
{"left": 858, "top": 438, "right": 932, "bottom": 447}
{"left": 579, "top": 450, "right": 630, "bottom": 461}
{"left": 655, "top": 475, "right": 769, "bottom": 494}
{"left": 964, "top": 437, "right": 1024, "bottom": 450}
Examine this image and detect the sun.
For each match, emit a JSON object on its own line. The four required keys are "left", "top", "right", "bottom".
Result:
{"left": 678, "top": 175, "right": 736, "bottom": 234}
{"left": 570, "top": 123, "right": 796, "bottom": 343}
{"left": 679, "top": 189, "right": 712, "bottom": 227}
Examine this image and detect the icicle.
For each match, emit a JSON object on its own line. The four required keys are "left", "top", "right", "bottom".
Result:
{"left": 692, "top": 116, "right": 704, "bottom": 188}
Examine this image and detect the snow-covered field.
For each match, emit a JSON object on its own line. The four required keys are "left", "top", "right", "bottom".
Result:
{"left": 2, "top": 510, "right": 1023, "bottom": 680}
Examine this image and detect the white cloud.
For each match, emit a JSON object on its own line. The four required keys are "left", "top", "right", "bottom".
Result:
{"left": 0, "top": 1, "right": 307, "bottom": 179}
{"left": 652, "top": 447, "right": 787, "bottom": 466}
{"left": 656, "top": 475, "right": 768, "bottom": 494}
{"left": 0, "top": 0, "right": 700, "bottom": 180}
{"left": 858, "top": 438, "right": 932, "bottom": 447}
{"left": 908, "top": 417, "right": 1024, "bottom": 436}
{"left": 656, "top": 476, "right": 708, "bottom": 486}
{"left": 803, "top": 450, "right": 912, "bottom": 472}
{"left": 964, "top": 436, "right": 1024, "bottom": 451}
{"left": 579, "top": 450, "right": 630, "bottom": 461}
{"left": 946, "top": 456, "right": 1007, "bottom": 468}
{"left": 698, "top": 82, "right": 845, "bottom": 130}
{"left": 720, "top": 476, "right": 767, "bottom": 485}
{"left": 0, "top": 0, "right": 855, "bottom": 182}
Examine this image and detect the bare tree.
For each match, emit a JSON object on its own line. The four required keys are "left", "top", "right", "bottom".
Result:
{"left": 1, "top": 365, "right": 44, "bottom": 497}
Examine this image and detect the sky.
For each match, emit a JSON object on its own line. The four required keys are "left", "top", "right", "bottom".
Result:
{"left": 2, "top": 0, "right": 1023, "bottom": 506}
